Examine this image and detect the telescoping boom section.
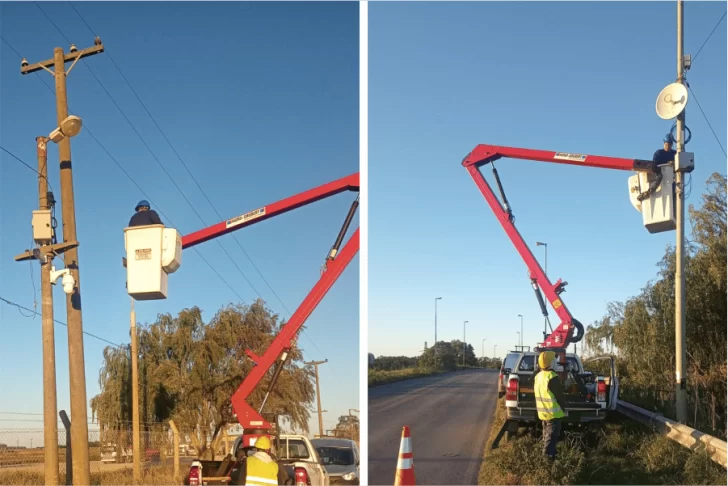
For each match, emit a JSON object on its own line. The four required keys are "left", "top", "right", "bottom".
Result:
{"left": 461, "top": 144, "right": 667, "bottom": 352}
{"left": 177, "top": 173, "right": 359, "bottom": 434}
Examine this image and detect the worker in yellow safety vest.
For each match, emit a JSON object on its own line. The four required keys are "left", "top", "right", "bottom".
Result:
{"left": 235, "top": 436, "right": 280, "bottom": 486}
{"left": 535, "top": 351, "right": 568, "bottom": 461}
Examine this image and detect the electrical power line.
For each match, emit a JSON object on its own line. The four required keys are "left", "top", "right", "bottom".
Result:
{"left": 68, "top": 0, "right": 297, "bottom": 321}
{"left": 692, "top": 10, "right": 727, "bottom": 63}
{"left": 53, "top": 3, "right": 327, "bottom": 358}
{"left": 687, "top": 84, "right": 727, "bottom": 157}
{"left": 2, "top": 32, "right": 247, "bottom": 305}
{"left": 0, "top": 296, "right": 122, "bottom": 348}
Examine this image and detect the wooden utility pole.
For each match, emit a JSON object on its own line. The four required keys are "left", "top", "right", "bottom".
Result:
{"left": 304, "top": 360, "right": 328, "bottom": 438}
{"left": 130, "top": 298, "right": 142, "bottom": 481}
{"left": 21, "top": 39, "right": 104, "bottom": 486}
{"left": 36, "top": 137, "right": 59, "bottom": 486}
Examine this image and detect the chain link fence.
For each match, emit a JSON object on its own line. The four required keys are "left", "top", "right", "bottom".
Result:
{"left": 0, "top": 424, "right": 178, "bottom": 478}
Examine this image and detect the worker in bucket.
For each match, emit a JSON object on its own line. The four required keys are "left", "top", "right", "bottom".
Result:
{"left": 653, "top": 133, "right": 677, "bottom": 165}
{"left": 535, "top": 351, "right": 568, "bottom": 461}
{"left": 128, "top": 199, "right": 163, "bottom": 227}
{"left": 234, "top": 436, "right": 281, "bottom": 486}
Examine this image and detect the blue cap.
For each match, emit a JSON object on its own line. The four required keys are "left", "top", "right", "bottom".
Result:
{"left": 135, "top": 200, "right": 150, "bottom": 211}
{"left": 664, "top": 133, "right": 674, "bottom": 145}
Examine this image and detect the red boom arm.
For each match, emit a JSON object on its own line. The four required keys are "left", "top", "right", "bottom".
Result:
{"left": 462, "top": 145, "right": 656, "bottom": 351}
{"left": 180, "top": 173, "right": 359, "bottom": 431}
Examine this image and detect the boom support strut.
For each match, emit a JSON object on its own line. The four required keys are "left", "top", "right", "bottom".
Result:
{"left": 180, "top": 173, "right": 359, "bottom": 431}
{"left": 462, "top": 144, "right": 656, "bottom": 351}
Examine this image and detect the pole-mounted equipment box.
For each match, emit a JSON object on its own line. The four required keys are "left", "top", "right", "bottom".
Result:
{"left": 124, "top": 225, "right": 182, "bottom": 300}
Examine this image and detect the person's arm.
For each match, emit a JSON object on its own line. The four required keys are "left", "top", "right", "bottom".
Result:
{"left": 149, "top": 210, "right": 163, "bottom": 225}
{"left": 548, "top": 376, "right": 568, "bottom": 411}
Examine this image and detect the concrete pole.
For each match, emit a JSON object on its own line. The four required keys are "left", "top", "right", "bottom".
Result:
{"left": 304, "top": 360, "right": 327, "bottom": 437}
{"left": 169, "top": 421, "right": 180, "bottom": 478}
{"left": 53, "top": 46, "right": 90, "bottom": 485}
{"left": 518, "top": 315, "right": 523, "bottom": 346}
{"left": 130, "top": 298, "right": 142, "bottom": 480}
{"left": 37, "top": 136, "right": 60, "bottom": 486}
{"left": 674, "top": 0, "right": 688, "bottom": 424}
{"left": 463, "top": 321, "right": 468, "bottom": 367}
{"left": 434, "top": 297, "right": 442, "bottom": 345}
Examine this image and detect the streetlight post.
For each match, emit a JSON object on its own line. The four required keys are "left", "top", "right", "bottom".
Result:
{"left": 435, "top": 297, "right": 442, "bottom": 345}
{"left": 14, "top": 119, "right": 85, "bottom": 486}
{"left": 463, "top": 321, "right": 469, "bottom": 367}
{"left": 536, "top": 242, "right": 548, "bottom": 338}
{"left": 518, "top": 314, "right": 523, "bottom": 346}
{"left": 494, "top": 344, "right": 498, "bottom": 359}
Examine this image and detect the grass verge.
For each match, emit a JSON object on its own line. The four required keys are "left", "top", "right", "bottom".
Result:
{"left": 0, "top": 465, "right": 183, "bottom": 485}
{"left": 368, "top": 367, "right": 448, "bottom": 387}
{"left": 478, "top": 398, "right": 726, "bottom": 485}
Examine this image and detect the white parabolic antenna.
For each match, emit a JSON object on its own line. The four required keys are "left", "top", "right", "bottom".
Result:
{"left": 656, "top": 82, "right": 688, "bottom": 120}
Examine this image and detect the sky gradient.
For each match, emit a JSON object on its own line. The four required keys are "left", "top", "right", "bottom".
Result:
{"left": 369, "top": 1, "right": 726, "bottom": 359}
{"left": 0, "top": 1, "right": 359, "bottom": 445}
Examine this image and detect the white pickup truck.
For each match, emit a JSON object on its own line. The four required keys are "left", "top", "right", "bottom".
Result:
{"left": 494, "top": 352, "right": 619, "bottom": 446}
{"left": 186, "top": 434, "right": 330, "bottom": 486}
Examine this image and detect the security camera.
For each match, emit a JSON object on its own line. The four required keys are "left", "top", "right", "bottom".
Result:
{"left": 61, "top": 274, "right": 75, "bottom": 295}
{"left": 94, "top": 36, "right": 102, "bottom": 46}
{"left": 50, "top": 266, "right": 75, "bottom": 295}
{"left": 21, "top": 58, "right": 29, "bottom": 68}
{"left": 70, "top": 44, "right": 78, "bottom": 53}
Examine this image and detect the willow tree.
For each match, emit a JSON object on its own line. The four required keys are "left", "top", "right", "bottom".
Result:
{"left": 92, "top": 299, "right": 316, "bottom": 458}
{"left": 591, "top": 173, "right": 727, "bottom": 437}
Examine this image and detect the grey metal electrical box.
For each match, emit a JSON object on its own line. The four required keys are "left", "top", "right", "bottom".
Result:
{"left": 32, "top": 210, "right": 53, "bottom": 243}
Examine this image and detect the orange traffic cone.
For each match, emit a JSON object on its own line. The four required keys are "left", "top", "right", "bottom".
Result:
{"left": 394, "top": 426, "right": 415, "bottom": 486}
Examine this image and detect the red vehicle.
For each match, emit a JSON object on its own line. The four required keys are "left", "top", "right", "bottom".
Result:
{"left": 126, "top": 173, "right": 359, "bottom": 482}
{"left": 461, "top": 144, "right": 671, "bottom": 445}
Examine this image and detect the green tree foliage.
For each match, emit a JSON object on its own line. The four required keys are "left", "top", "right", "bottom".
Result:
{"left": 91, "top": 300, "right": 316, "bottom": 458}
{"left": 333, "top": 414, "right": 359, "bottom": 442}
{"left": 583, "top": 173, "right": 727, "bottom": 438}
{"left": 418, "top": 340, "right": 478, "bottom": 370}
{"left": 371, "top": 355, "right": 418, "bottom": 371}
{"left": 478, "top": 357, "right": 503, "bottom": 369}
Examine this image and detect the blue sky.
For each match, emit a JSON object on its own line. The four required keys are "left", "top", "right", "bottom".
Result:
{"left": 369, "top": 2, "right": 726, "bottom": 359}
{"left": 0, "top": 1, "right": 359, "bottom": 444}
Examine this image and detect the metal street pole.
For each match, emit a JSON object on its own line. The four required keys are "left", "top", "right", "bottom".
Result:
{"left": 674, "top": 0, "right": 688, "bottom": 424}
{"left": 435, "top": 297, "right": 442, "bottom": 345}
{"left": 518, "top": 314, "right": 523, "bottom": 346}
{"left": 305, "top": 360, "right": 328, "bottom": 437}
{"left": 494, "top": 344, "right": 497, "bottom": 359}
{"left": 482, "top": 338, "right": 486, "bottom": 360}
{"left": 37, "top": 137, "right": 59, "bottom": 486}
{"left": 21, "top": 41, "right": 105, "bottom": 485}
{"left": 130, "top": 298, "right": 141, "bottom": 480}
{"left": 536, "top": 242, "right": 548, "bottom": 338}
{"left": 463, "top": 321, "right": 468, "bottom": 367}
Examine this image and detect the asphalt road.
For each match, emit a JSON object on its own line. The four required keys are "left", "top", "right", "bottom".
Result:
{"left": 368, "top": 369, "right": 499, "bottom": 485}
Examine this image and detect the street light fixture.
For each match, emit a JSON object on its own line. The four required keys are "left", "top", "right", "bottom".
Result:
{"left": 48, "top": 115, "right": 83, "bottom": 143}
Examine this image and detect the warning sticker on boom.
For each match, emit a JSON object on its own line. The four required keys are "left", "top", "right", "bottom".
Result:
{"left": 135, "top": 248, "right": 152, "bottom": 260}
{"left": 554, "top": 152, "right": 587, "bottom": 162}
{"left": 552, "top": 299, "right": 562, "bottom": 309}
{"left": 226, "top": 207, "right": 266, "bottom": 229}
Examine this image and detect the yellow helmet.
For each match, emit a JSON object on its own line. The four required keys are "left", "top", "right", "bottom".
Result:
{"left": 538, "top": 351, "right": 555, "bottom": 370}
{"left": 254, "top": 436, "right": 271, "bottom": 450}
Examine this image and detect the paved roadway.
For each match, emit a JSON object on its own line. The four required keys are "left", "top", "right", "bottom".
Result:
{"left": 368, "top": 369, "right": 499, "bottom": 486}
